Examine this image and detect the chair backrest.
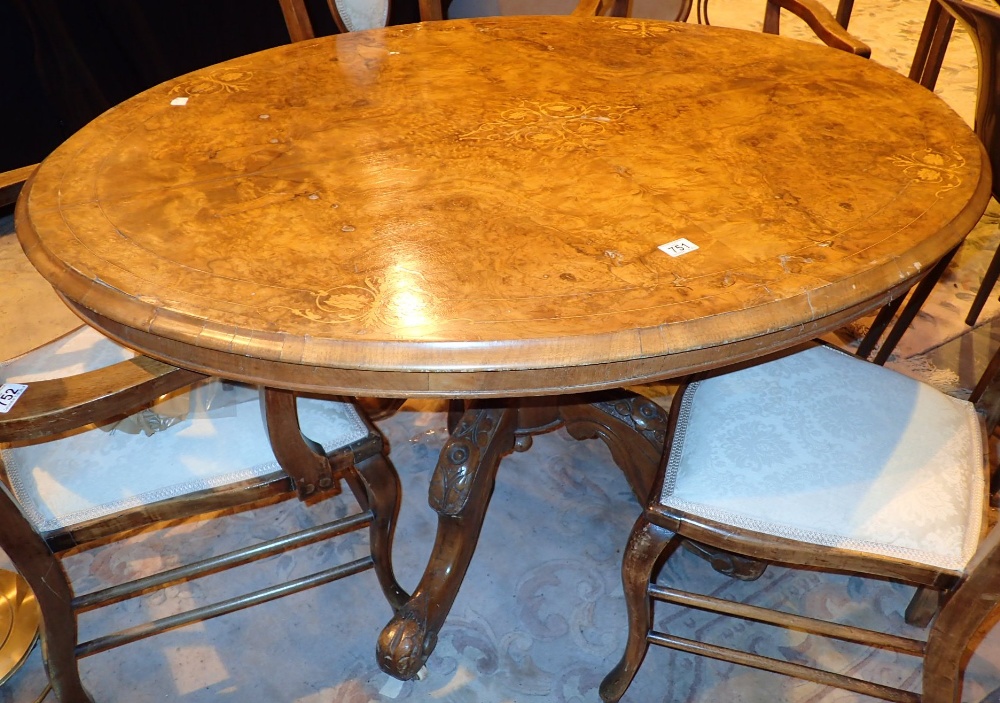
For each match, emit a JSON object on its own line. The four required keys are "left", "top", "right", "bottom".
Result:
{"left": 444, "top": 0, "right": 688, "bottom": 21}
{"left": 936, "top": 0, "right": 1000, "bottom": 200}
{"left": 277, "top": 0, "right": 391, "bottom": 42}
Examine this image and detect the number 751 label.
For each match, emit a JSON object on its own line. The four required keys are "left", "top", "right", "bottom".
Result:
{"left": 658, "top": 238, "right": 699, "bottom": 257}
{"left": 0, "top": 384, "right": 27, "bottom": 414}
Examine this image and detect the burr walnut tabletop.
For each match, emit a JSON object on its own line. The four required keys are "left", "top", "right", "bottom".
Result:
{"left": 16, "top": 16, "right": 991, "bottom": 398}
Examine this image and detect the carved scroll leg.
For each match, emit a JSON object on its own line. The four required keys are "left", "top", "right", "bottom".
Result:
{"left": 377, "top": 404, "right": 517, "bottom": 680}
{"left": 559, "top": 393, "right": 668, "bottom": 502}
{"left": 600, "top": 518, "right": 678, "bottom": 703}
{"left": 561, "top": 393, "right": 766, "bottom": 582}
{"left": 346, "top": 453, "right": 409, "bottom": 612}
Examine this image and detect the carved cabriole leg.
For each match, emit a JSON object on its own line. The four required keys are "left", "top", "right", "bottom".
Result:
{"left": 345, "top": 453, "right": 409, "bottom": 611}
{"left": 0, "top": 484, "right": 93, "bottom": 702}
{"left": 599, "top": 518, "right": 678, "bottom": 703}
{"left": 377, "top": 405, "right": 517, "bottom": 679}
{"left": 559, "top": 392, "right": 668, "bottom": 502}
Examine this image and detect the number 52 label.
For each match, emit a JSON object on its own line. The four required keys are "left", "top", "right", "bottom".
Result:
{"left": 0, "top": 384, "right": 27, "bottom": 414}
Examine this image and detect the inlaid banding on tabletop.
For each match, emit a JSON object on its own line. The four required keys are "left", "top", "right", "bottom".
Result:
{"left": 16, "top": 15, "right": 992, "bottom": 394}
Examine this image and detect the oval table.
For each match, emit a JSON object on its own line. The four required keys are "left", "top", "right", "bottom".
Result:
{"left": 16, "top": 15, "right": 991, "bottom": 680}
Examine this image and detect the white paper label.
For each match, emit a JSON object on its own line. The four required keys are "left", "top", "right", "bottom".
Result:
{"left": 170, "top": 97, "right": 189, "bottom": 106}
{"left": 658, "top": 238, "right": 699, "bottom": 257}
{"left": 0, "top": 384, "right": 27, "bottom": 414}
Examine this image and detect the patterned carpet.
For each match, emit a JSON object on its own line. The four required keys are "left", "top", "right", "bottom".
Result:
{"left": 4, "top": 1, "right": 1000, "bottom": 702}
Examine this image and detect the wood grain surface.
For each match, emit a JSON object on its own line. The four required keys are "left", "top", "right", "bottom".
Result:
{"left": 16, "top": 16, "right": 992, "bottom": 396}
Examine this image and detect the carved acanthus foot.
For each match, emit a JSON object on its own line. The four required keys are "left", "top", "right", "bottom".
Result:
{"left": 378, "top": 595, "right": 437, "bottom": 680}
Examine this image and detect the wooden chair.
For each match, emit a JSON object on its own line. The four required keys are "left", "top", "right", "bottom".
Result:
{"left": 910, "top": 1, "right": 956, "bottom": 92}
{"left": 0, "top": 325, "right": 407, "bottom": 703}
{"left": 416, "top": 0, "right": 639, "bottom": 21}
{"left": 930, "top": 0, "right": 1000, "bottom": 327}
{"left": 600, "top": 341, "right": 1000, "bottom": 703}
{"left": 440, "top": 0, "right": 685, "bottom": 21}
{"left": 693, "top": 0, "right": 859, "bottom": 29}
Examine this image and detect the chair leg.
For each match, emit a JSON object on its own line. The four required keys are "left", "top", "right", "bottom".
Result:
{"left": 905, "top": 586, "right": 941, "bottom": 627}
{"left": 856, "top": 295, "right": 906, "bottom": 359}
{"left": 348, "top": 453, "right": 409, "bottom": 611}
{"left": 909, "top": 0, "right": 955, "bottom": 91}
{"left": 966, "top": 236, "right": 1000, "bottom": 326}
{"left": 835, "top": 0, "right": 854, "bottom": 28}
{"left": 599, "top": 518, "right": 678, "bottom": 703}
{"left": 609, "top": 0, "right": 632, "bottom": 17}
{"left": 0, "top": 486, "right": 93, "bottom": 702}
{"left": 872, "top": 245, "right": 959, "bottom": 365}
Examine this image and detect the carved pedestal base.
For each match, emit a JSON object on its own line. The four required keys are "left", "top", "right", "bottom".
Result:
{"left": 377, "top": 405, "right": 517, "bottom": 679}
{"left": 375, "top": 390, "right": 765, "bottom": 679}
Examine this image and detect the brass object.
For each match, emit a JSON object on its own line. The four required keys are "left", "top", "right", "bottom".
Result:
{"left": 0, "top": 570, "right": 39, "bottom": 684}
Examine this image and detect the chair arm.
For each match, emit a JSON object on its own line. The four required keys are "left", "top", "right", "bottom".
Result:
{"left": 0, "top": 165, "right": 38, "bottom": 209}
{"left": 1, "top": 356, "right": 205, "bottom": 443}
{"left": 767, "top": 0, "right": 871, "bottom": 57}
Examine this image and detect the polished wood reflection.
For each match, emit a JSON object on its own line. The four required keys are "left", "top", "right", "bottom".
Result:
{"left": 17, "top": 16, "right": 990, "bottom": 396}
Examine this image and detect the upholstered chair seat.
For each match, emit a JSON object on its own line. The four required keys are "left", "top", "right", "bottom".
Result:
{"left": 661, "top": 345, "right": 985, "bottom": 575}
{"left": 601, "top": 342, "right": 1000, "bottom": 703}
{"left": 1, "top": 326, "right": 371, "bottom": 537}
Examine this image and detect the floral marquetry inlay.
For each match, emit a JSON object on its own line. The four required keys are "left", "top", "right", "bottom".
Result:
{"left": 460, "top": 101, "right": 638, "bottom": 151}
{"left": 890, "top": 148, "right": 966, "bottom": 195}
{"left": 609, "top": 20, "right": 681, "bottom": 38}
{"left": 278, "top": 276, "right": 440, "bottom": 333}
{"left": 18, "top": 15, "right": 990, "bottom": 394}
{"left": 171, "top": 68, "right": 254, "bottom": 96}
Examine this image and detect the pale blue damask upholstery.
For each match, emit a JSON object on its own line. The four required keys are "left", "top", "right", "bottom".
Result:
{"left": 661, "top": 344, "right": 985, "bottom": 574}
{"left": 0, "top": 327, "right": 369, "bottom": 535}
{"left": 333, "top": 0, "right": 390, "bottom": 31}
